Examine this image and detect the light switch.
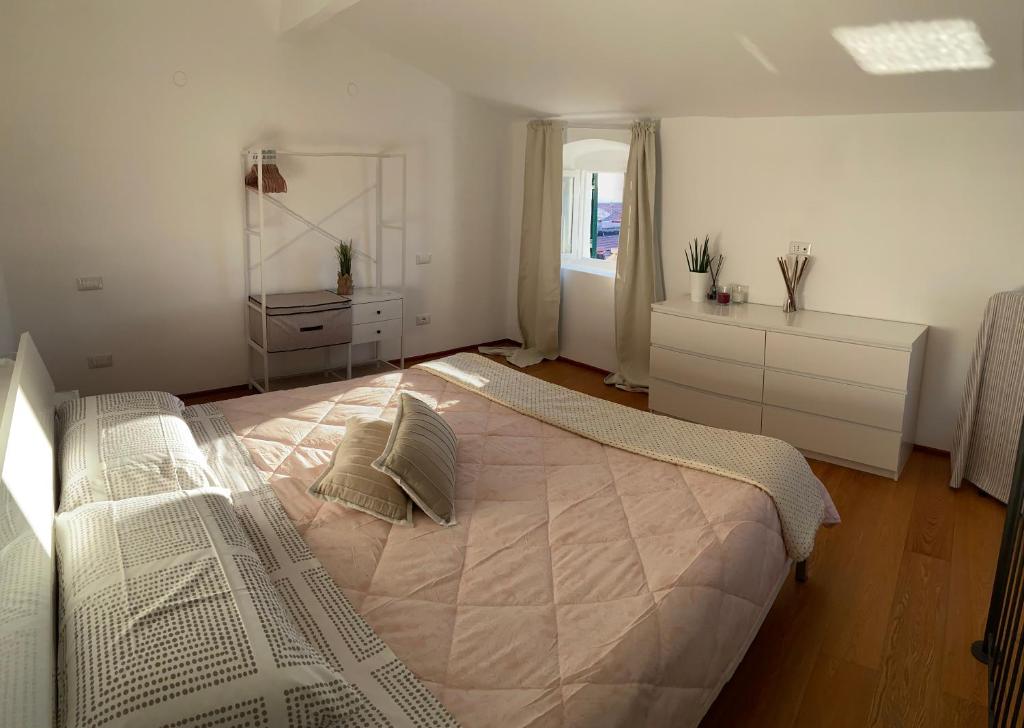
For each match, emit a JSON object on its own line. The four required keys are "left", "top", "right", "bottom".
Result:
{"left": 87, "top": 354, "right": 113, "bottom": 369}
{"left": 415, "top": 253, "right": 432, "bottom": 265}
{"left": 77, "top": 276, "right": 104, "bottom": 291}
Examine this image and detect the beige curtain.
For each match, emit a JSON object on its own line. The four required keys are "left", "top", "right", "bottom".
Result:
{"left": 605, "top": 120, "right": 662, "bottom": 391}
{"left": 482, "top": 120, "right": 565, "bottom": 368}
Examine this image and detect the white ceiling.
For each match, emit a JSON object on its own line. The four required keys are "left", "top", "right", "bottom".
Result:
{"left": 325, "top": 0, "right": 1023, "bottom": 117}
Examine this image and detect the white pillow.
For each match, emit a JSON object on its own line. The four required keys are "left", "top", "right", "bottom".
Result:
{"left": 56, "top": 391, "right": 217, "bottom": 513}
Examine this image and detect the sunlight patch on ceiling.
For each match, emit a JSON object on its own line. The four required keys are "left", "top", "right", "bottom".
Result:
{"left": 832, "top": 19, "right": 993, "bottom": 75}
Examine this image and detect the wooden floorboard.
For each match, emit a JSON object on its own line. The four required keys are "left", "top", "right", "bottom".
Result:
{"left": 793, "top": 653, "right": 880, "bottom": 728}
{"left": 867, "top": 551, "right": 950, "bottom": 728}
{"left": 185, "top": 350, "right": 1002, "bottom": 727}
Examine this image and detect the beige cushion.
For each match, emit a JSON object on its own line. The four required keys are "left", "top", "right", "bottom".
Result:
{"left": 308, "top": 415, "right": 412, "bottom": 525}
{"left": 372, "top": 393, "right": 458, "bottom": 526}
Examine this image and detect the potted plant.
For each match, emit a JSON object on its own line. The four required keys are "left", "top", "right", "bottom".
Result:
{"left": 335, "top": 240, "right": 353, "bottom": 296}
{"left": 686, "top": 236, "right": 713, "bottom": 302}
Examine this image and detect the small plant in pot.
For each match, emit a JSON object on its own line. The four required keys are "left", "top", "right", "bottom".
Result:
{"left": 686, "top": 235, "right": 714, "bottom": 303}
{"left": 335, "top": 240, "right": 354, "bottom": 296}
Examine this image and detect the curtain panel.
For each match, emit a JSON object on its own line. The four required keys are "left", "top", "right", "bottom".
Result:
{"left": 484, "top": 120, "right": 565, "bottom": 368}
{"left": 605, "top": 120, "right": 663, "bottom": 391}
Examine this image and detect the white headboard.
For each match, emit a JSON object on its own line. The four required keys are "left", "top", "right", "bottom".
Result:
{"left": 0, "top": 333, "right": 56, "bottom": 728}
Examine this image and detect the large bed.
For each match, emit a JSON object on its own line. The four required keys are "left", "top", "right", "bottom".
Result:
{"left": 215, "top": 354, "right": 840, "bottom": 727}
{"left": 1, "top": 338, "right": 838, "bottom": 728}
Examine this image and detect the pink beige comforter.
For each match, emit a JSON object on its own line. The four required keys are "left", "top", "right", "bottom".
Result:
{"left": 219, "top": 367, "right": 834, "bottom": 727}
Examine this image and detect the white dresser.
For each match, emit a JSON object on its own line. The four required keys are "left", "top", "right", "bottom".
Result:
{"left": 649, "top": 299, "right": 928, "bottom": 479}
{"left": 347, "top": 288, "right": 404, "bottom": 378}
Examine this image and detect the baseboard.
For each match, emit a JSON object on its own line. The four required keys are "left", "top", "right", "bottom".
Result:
{"left": 556, "top": 355, "right": 614, "bottom": 377}
{"left": 913, "top": 444, "right": 951, "bottom": 457}
{"left": 388, "top": 338, "right": 519, "bottom": 366}
{"left": 180, "top": 338, "right": 522, "bottom": 404}
{"left": 179, "top": 383, "right": 251, "bottom": 401}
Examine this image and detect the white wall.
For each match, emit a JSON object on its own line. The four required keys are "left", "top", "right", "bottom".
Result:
{"left": 0, "top": 262, "right": 16, "bottom": 357}
{"left": 0, "top": 0, "right": 513, "bottom": 395}
{"left": 660, "top": 112, "right": 1024, "bottom": 450}
{"left": 558, "top": 269, "right": 616, "bottom": 372}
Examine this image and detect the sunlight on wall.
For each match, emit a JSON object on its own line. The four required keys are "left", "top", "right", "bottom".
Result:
{"left": 2, "top": 386, "right": 55, "bottom": 556}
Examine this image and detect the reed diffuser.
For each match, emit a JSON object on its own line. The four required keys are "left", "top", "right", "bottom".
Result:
{"left": 777, "top": 254, "right": 809, "bottom": 312}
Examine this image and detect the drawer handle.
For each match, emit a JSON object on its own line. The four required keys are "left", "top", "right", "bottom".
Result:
{"left": 376, "top": 329, "right": 381, "bottom": 335}
{"left": 376, "top": 310, "right": 381, "bottom": 315}
{"left": 299, "top": 325, "right": 324, "bottom": 333}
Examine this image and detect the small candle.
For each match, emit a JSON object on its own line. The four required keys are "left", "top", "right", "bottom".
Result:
{"left": 717, "top": 290, "right": 731, "bottom": 304}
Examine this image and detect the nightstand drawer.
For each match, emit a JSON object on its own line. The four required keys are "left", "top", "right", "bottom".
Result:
{"left": 352, "top": 299, "right": 402, "bottom": 325}
{"left": 352, "top": 318, "right": 402, "bottom": 345}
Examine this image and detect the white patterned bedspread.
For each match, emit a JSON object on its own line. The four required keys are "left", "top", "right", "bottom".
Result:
{"left": 186, "top": 404, "right": 458, "bottom": 728}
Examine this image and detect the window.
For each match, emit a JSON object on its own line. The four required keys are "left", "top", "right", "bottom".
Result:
{"left": 561, "top": 138, "right": 629, "bottom": 273}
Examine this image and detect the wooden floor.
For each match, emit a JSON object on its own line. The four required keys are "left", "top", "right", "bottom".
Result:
{"left": 471, "top": 355, "right": 1002, "bottom": 728}
{"left": 185, "top": 350, "right": 1003, "bottom": 727}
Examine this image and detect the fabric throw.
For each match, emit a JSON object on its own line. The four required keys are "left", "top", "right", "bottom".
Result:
{"left": 184, "top": 402, "right": 265, "bottom": 495}
{"left": 419, "top": 353, "right": 835, "bottom": 561}
{"left": 55, "top": 488, "right": 382, "bottom": 727}
{"left": 489, "top": 119, "right": 566, "bottom": 369}
{"left": 372, "top": 393, "right": 458, "bottom": 526}
{"left": 185, "top": 405, "right": 458, "bottom": 728}
{"left": 55, "top": 391, "right": 216, "bottom": 513}
{"left": 950, "top": 289, "right": 1024, "bottom": 502}
{"left": 604, "top": 119, "right": 664, "bottom": 392}
{"left": 309, "top": 415, "right": 413, "bottom": 525}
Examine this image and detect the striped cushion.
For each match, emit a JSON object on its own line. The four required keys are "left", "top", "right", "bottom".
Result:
{"left": 372, "top": 393, "right": 458, "bottom": 526}
{"left": 307, "top": 416, "right": 413, "bottom": 525}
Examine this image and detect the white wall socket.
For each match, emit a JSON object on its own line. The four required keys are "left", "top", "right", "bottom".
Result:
{"left": 415, "top": 253, "right": 432, "bottom": 265}
{"left": 76, "top": 276, "right": 104, "bottom": 291}
{"left": 87, "top": 354, "right": 113, "bottom": 369}
{"left": 788, "top": 241, "right": 813, "bottom": 255}
{"left": 415, "top": 314, "right": 431, "bottom": 326}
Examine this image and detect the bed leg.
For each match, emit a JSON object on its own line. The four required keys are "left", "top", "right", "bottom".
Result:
{"left": 795, "top": 560, "right": 808, "bottom": 583}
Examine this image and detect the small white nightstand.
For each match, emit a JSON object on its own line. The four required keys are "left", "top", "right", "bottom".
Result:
{"left": 347, "top": 288, "right": 404, "bottom": 378}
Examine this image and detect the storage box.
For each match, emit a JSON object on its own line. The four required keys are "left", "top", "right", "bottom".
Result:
{"left": 249, "top": 291, "right": 352, "bottom": 353}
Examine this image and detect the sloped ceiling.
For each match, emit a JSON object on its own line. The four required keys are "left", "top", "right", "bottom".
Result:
{"left": 324, "top": 0, "right": 1023, "bottom": 117}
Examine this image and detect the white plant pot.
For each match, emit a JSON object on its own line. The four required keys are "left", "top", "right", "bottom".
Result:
{"left": 689, "top": 271, "right": 709, "bottom": 302}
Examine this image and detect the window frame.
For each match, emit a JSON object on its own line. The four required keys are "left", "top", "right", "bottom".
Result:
{"left": 560, "top": 169, "right": 618, "bottom": 274}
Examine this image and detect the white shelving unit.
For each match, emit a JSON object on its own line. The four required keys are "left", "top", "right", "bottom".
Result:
{"left": 243, "top": 149, "right": 407, "bottom": 392}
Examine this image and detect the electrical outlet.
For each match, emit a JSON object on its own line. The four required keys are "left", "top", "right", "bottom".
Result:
{"left": 76, "top": 276, "right": 104, "bottom": 291}
{"left": 415, "top": 253, "right": 432, "bottom": 265}
{"left": 788, "top": 241, "right": 813, "bottom": 255}
{"left": 87, "top": 354, "right": 113, "bottom": 369}
{"left": 415, "top": 314, "right": 431, "bottom": 326}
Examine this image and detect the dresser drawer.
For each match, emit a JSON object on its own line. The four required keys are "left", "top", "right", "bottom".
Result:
{"left": 762, "top": 405, "right": 902, "bottom": 472}
{"left": 651, "top": 313, "right": 765, "bottom": 366}
{"left": 352, "top": 299, "right": 403, "bottom": 325}
{"left": 765, "top": 332, "right": 910, "bottom": 390}
{"left": 650, "top": 379, "right": 762, "bottom": 434}
{"left": 650, "top": 346, "right": 763, "bottom": 402}
{"left": 352, "top": 318, "right": 402, "bottom": 345}
{"left": 764, "top": 369, "right": 906, "bottom": 431}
